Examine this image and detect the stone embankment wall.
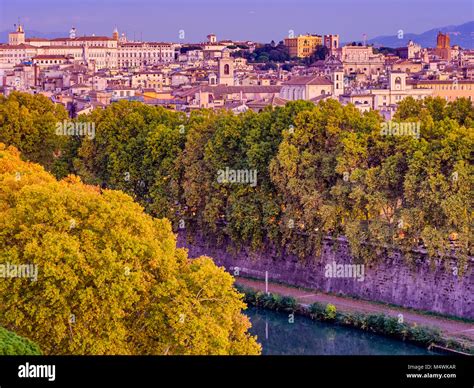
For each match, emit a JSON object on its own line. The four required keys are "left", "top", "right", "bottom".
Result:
{"left": 177, "top": 232, "right": 473, "bottom": 319}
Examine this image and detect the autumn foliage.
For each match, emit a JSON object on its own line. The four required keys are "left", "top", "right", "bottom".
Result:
{"left": 0, "top": 144, "right": 260, "bottom": 355}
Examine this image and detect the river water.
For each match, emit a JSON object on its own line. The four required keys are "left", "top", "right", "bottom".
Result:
{"left": 245, "top": 307, "right": 440, "bottom": 355}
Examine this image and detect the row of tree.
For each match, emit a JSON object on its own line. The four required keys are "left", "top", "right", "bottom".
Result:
{"left": 1, "top": 92, "right": 472, "bottom": 269}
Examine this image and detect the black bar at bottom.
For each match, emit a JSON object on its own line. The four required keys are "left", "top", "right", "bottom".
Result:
{"left": 0, "top": 355, "right": 470, "bottom": 387}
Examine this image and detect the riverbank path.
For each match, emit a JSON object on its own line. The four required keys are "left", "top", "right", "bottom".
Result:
{"left": 236, "top": 277, "right": 474, "bottom": 346}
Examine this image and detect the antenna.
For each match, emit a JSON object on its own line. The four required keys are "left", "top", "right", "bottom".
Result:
{"left": 363, "top": 33, "right": 367, "bottom": 46}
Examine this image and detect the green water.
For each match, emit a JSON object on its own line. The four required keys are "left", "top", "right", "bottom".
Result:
{"left": 245, "top": 307, "right": 441, "bottom": 355}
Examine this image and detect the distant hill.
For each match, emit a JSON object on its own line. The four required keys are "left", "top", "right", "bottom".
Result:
{"left": 0, "top": 30, "right": 67, "bottom": 43}
{"left": 365, "top": 21, "right": 474, "bottom": 49}
{"left": 1, "top": 22, "right": 472, "bottom": 49}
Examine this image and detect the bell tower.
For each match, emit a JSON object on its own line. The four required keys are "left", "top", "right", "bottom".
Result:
{"left": 331, "top": 69, "right": 344, "bottom": 97}
{"left": 218, "top": 48, "right": 235, "bottom": 86}
{"left": 390, "top": 71, "right": 407, "bottom": 91}
{"left": 9, "top": 22, "right": 25, "bottom": 45}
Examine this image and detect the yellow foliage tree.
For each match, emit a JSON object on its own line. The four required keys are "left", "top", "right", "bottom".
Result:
{"left": 0, "top": 144, "right": 260, "bottom": 355}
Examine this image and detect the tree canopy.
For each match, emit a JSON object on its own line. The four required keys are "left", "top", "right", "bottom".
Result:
{"left": 0, "top": 143, "right": 260, "bottom": 355}
{"left": 0, "top": 327, "right": 42, "bottom": 355}
{"left": 1, "top": 93, "right": 472, "bottom": 269}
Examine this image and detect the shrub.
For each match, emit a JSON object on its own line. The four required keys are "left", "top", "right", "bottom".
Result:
{"left": 324, "top": 304, "right": 337, "bottom": 320}
{"left": 309, "top": 302, "right": 326, "bottom": 319}
{"left": 408, "top": 325, "right": 441, "bottom": 345}
{"left": 0, "top": 327, "right": 42, "bottom": 355}
{"left": 279, "top": 296, "right": 297, "bottom": 312}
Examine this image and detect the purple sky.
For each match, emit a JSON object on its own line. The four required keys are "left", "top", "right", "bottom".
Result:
{"left": 0, "top": 0, "right": 472, "bottom": 42}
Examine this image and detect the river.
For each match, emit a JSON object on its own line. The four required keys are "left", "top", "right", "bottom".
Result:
{"left": 245, "top": 307, "right": 441, "bottom": 355}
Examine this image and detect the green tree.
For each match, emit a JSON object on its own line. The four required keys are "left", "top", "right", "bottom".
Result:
{"left": 0, "top": 91, "right": 69, "bottom": 175}
{"left": 0, "top": 327, "right": 42, "bottom": 355}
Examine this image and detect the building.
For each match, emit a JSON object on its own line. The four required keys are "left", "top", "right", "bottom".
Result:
{"left": 391, "top": 59, "right": 423, "bottom": 73}
{"left": 284, "top": 34, "right": 323, "bottom": 58}
{"left": 369, "top": 72, "right": 433, "bottom": 110}
{"left": 323, "top": 34, "right": 339, "bottom": 56}
{"left": 207, "top": 34, "right": 217, "bottom": 44}
{"left": 117, "top": 41, "right": 175, "bottom": 68}
{"left": 395, "top": 40, "right": 422, "bottom": 59}
{"left": 217, "top": 49, "right": 234, "bottom": 86}
{"left": 338, "top": 45, "right": 385, "bottom": 76}
{"left": 0, "top": 25, "right": 175, "bottom": 70}
{"left": 410, "top": 79, "right": 474, "bottom": 103}
{"left": 32, "top": 55, "right": 69, "bottom": 67}
{"left": 280, "top": 75, "right": 333, "bottom": 100}
{"left": 177, "top": 85, "right": 282, "bottom": 109}
{"left": 8, "top": 24, "right": 25, "bottom": 45}
{"left": 435, "top": 31, "right": 451, "bottom": 61}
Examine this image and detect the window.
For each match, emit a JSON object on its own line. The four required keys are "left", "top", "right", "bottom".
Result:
{"left": 224, "top": 64, "right": 230, "bottom": 75}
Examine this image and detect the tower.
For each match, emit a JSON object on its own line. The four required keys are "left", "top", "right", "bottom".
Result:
{"left": 208, "top": 72, "right": 217, "bottom": 86}
{"left": 217, "top": 49, "right": 234, "bottom": 86}
{"left": 112, "top": 27, "right": 119, "bottom": 41}
{"left": 435, "top": 31, "right": 451, "bottom": 60}
{"left": 9, "top": 23, "right": 25, "bottom": 45}
{"left": 207, "top": 34, "right": 217, "bottom": 44}
{"left": 331, "top": 69, "right": 344, "bottom": 97}
{"left": 436, "top": 31, "right": 450, "bottom": 49}
{"left": 324, "top": 34, "right": 339, "bottom": 56}
{"left": 390, "top": 72, "right": 407, "bottom": 91}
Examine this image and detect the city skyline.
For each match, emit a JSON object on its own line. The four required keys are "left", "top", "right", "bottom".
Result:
{"left": 1, "top": 0, "right": 473, "bottom": 43}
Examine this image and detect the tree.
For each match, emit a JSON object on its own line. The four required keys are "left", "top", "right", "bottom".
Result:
{"left": 0, "top": 327, "right": 42, "bottom": 355}
{"left": 0, "top": 92, "right": 69, "bottom": 176}
{"left": 0, "top": 144, "right": 260, "bottom": 355}
{"left": 3, "top": 92, "right": 471, "bottom": 271}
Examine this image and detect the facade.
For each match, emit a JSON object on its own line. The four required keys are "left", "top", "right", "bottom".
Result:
{"left": 396, "top": 40, "right": 422, "bottom": 59}
{"left": 435, "top": 31, "right": 451, "bottom": 61}
{"left": 339, "top": 45, "right": 385, "bottom": 76}
{"left": 32, "top": 55, "right": 69, "bottom": 67}
{"left": 391, "top": 60, "right": 423, "bottom": 73}
{"left": 117, "top": 42, "right": 175, "bottom": 68}
{"left": 323, "top": 34, "right": 340, "bottom": 56}
{"left": 284, "top": 34, "right": 323, "bottom": 58}
{"left": 369, "top": 72, "right": 433, "bottom": 109}
{"left": 0, "top": 25, "right": 174, "bottom": 70}
{"left": 280, "top": 75, "right": 333, "bottom": 100}
{"left": 410, "top": 79, "right": 474, "bottom": 102}
{"left": 217, "top": 49, "right": 235, "bottom": 86}
{"left": 8, "top": 24, "right": 25, "bottom": 45}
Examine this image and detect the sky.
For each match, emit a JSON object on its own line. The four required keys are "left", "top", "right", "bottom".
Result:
{"left": 0, "top": 0, "right": 472, "bottom": 43}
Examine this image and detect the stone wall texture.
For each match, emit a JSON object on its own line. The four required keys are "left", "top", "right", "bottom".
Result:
{"left": 177, "top": 232, "right": 473, "bottom": 319}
